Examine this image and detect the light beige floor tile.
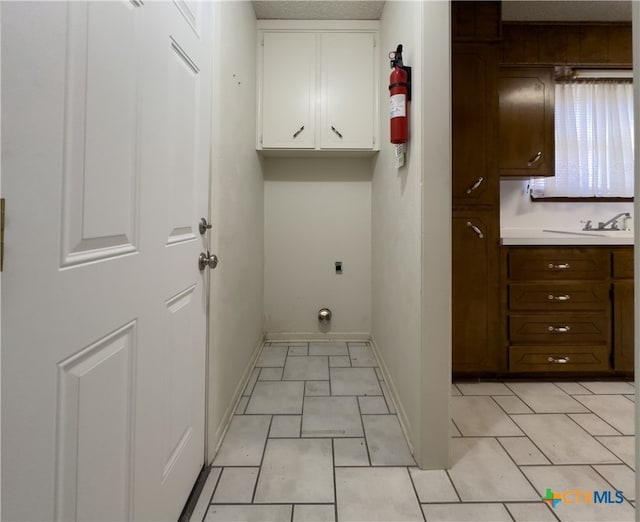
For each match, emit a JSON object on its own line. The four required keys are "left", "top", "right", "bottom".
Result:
{"left": 358, "top": 396, "right": 388, "bottom": 414}
{"left": 624, "top": 394, "right": 635, "bottom": 402}
{"left": 259, "top": 367, "right": 283, "bottom": 381}
{"left": 213, "top": 415, "right": 271, "bottom": 466}
{"left": 205, "top": 505, "right": 292, "bottom": 522}
{"left": 336, "top": 467, "right": 423, "bottom": 522}
{"left": 451, "top": 420, "right": 462, "bottom": 437}
{"left": 380, "top": 381, "right": 397, "bottom": 413}
{"left": 333, "top": 438, "right": 369, "bottom": 466}
{"left": 255, "top": 345, "right": 289, "bottom": 367}
{"left": 329, "top": 356, "right": 350, "bottom": 367}
{"left": 522, "top": 465, "right": 636, "bottom": 521}
{"left": 293, "top": 504, "right": 335, "bottom": 522}
{"left": 505, "top": 502, "right": 557, "bottom": 522}
{"left": 422, "top": 503, "right": 512, "bottom": 522}
{"left": 580, "top": 381, "right": 635, "bottom": 395}
{"left": 568, "top": 413, "right": 621, "bottom": 436}
{"left": 375, "top": 367, "right": 384, "bottom": 381}
{"left": 348, "top": 344, "right": 377, "bottom": 367}
{"left": 246, "top": 381, "right": 305, "bottom": 414}
{"left": 254, "top": 439, "right": 334, "bottom": 503}
{"left": 212, "top": 468, "right": 259, "bottom": 503}
{"left": 554, "top": 382, "right": 592, "bottom": 395}
{"left": 301, "top": 396, "right": 363, "bottom": 437}
{"left": 493, "top": 395, "right": 534, "bottom": 414}
{"left": 409, "top": 468, "right": 458, "bottom": 502}
{"left": 309, "top": 342, "right": 348, "bottom": 356}
{"left": 574, "top": 395, "right": 635, "bottom": 435}
{"left": 188, "top": 468, "right": 221, "bottom": 522}
{"left": 305, "top": 381, "right": 330, "bottom": 396}
{"left": 512, "top": 414, "right": 620, "bottom": 465}
{"left": 498, "top": 436, "right": 551, "bottom": 465}
{"left": 269, "top": 415, "right": 301, "bottom": 438}
{"left": 451, "top": 383, "right": 461, "bottom": 396}
{"left": 362, "top": 415, "right": 415, "bottom": 466}
{"left": 288, "top": 344, "right": 308, "bottom": 356}
{"left": 593, "top": 464, "right": 635, "bottom": 501}
{"left": 456, "top": 382, "right": 514, "bottom": 395}
{"left": 283, "top": 356, "right": 329, "bottom": 381}
{"left": 330, "top": 367, "right": 382, "bottom": 396}
{"left": 449, "top": 438, "right": 539, "bottom": 501}
{"left": 507, "top": 382, "right": 589, "bottom": 413}
{"left": 242, "top": 368, "right": 260, "bottom": 396}
{"left": 235, "top": 396, "right": 248, "bottom": 414}
{"left": 452, "top": 396, "right": 523, "bottom": 436}
{"left": 596, "top": 436, "right": 635, "bottom": 469}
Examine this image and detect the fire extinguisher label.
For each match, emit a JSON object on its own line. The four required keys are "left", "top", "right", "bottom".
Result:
{"left": 390, "top": 93, "right": 406, "bottom": 118}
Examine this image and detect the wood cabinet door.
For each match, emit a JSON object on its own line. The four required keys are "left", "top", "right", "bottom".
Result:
{"left": 498, "top": 67, "right": 554, "bottom": 177}
{"left": 452, "top": 44, "right": 498, "bottom": 206}
{"left": 452, "top": 212, "right": 499, "bottom": 372}
{"left": 613, "top": 280, "right": 634, "bottom": 372}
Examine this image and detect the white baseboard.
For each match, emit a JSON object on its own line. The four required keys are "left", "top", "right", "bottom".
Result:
{"left": 265, "top": 332, "right": 371, "bottom": 342}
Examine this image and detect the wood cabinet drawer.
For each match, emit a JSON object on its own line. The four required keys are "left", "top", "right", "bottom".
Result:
{"left": 509, "top": 345, "right": 611, "bottom": 372}
{"left": 509, "top": 283, "right": 610, "bottom": 311}
{"left": 509, "top": 313, "right": 610, "bottom": 343}
{"left": 508, "top": 248, "right": 609, "bottom": 280}
{"left": 613, "top": 249, "right": 633, "bottom": 279}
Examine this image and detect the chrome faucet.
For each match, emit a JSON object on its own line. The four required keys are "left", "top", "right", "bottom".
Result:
{"left": 596, "top": 212, "right": 631, "bottom": 231}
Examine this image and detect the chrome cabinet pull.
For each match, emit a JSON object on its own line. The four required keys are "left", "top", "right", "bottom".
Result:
{"left": 466, "top": 221, "right": 484, "bottom": 239}
{"left": 528, "top": 151, "right": 543, "bottom": 167}
{"left": 548, "top": 263, "right": 570, "bottom": 270}
{"left": 548, "top": 294, "right": 570, "bottom": 301}
{"left": 466, "top": 177, "right": 484, "bottom": 194}
{"left": 548, "top": 325, "right": 571, "bottom": 333}
{"left": 293, "top": 125, "right": 305, "bottom": 138}
{"left": 331, "top": 126, "right": 343, "bottom": 139}
{"left": 548, "top": 356, "right": 570, "bottom": 364}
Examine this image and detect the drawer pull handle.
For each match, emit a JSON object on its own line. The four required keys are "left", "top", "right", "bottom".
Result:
{"left": 548, "top": 356, "right": 570, "bottom": 364}
{"left": 528, "top": 151, "right": 543, "bottom": 167}
{"left": 466, "top": 221, "right": 484, "bottom": 239}
{"left": 548, "top": 325, "right": 571, "bottom": 333}
{"left": 293, "top": 125, "right": 305, "bottom": 138}
{"left": 548, "top": 263, "right": 570, "bottom": 270}
{"left": 548, "top": 294, "right": 570, "bottom": 301}
{"left": 466, "top": 177, "right": 484, "bottom": 194}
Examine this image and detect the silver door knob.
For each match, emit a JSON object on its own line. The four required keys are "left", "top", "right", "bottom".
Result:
{"left": 199, "top": 218, "right": 212, "bottom": 235}
{"left": 199, "top": 251, "right": 218, "bottom": 271}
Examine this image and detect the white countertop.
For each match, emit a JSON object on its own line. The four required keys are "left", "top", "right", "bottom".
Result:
{"left": 501, "top": 227, "right": 634, "bottom": 246}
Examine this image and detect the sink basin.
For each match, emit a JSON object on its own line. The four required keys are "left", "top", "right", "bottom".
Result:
{"left": 542, "top": 229, "right": 631, "bottom": 237}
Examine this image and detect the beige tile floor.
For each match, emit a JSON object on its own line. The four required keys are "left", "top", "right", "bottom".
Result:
{"left": 190, "top": 341, "right": 636, "bottom": 522}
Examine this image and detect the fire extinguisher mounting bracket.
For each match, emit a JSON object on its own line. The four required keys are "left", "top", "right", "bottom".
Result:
{"left": 388, "top": 44, "right": 412, "bottom": 102}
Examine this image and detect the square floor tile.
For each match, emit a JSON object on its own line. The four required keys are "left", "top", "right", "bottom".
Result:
{"left": 246, "top": 381, "right": 304, "bottom": 415}
{"left": 330, "top": 367, "right": 382, "bottom": 396}
{"left": 504, "top": 502, "right": 557, "bottom": 522}
{"left": 334, "top": 438, "right": 369, "bottom": 466}
{"left": 293, "top": 505, "right": 335, "bottom": 522}
{"left": 329, "top": 356, "right": 351, "bottom": 367}
{"left": 302, "top": 396, "right": 363, "bottom": 437}
{"left": 422, "top": 503, "right": 512, "bottom": 522}
{"left": 254, "top": 439, "right": 334, "bottom": 503}
{"left": 283, "top": 356, "right": 329, "bottom": 381}
{"left": 255, "top": 345, "right": 288, "bottom": 367}
{"left": 568, "top": 413, "right": 621, "bottom": 436}
{"left": 492, "top": 395, "right": 533, "bottom": 414}
{"left": 358, "top": 396, "right": 388, "bottom": 414}
{"left": 507, "top": 382, "right": 588, "bottom": 413}
{"left": 456, "top": 382, "right": 514, "bottom": 395}
{"left": 522, "top": 465, "right": 636, "bottom": 521}
{"left": 213, "top": 415, "right": 271, "bottom": 466}
{"left": 335, "top": 467, "right": 423, "bottom": 522}
{"left": 362, "top": 415, "right": 415, "bottom": 466}
{"left": 288, "top": 344, "right": 308, "bottom": 356}
{"left": 554, "top": 382, "right": 592, "bottom": 395}
{"left": 452, "top": 396, "right": 523, "bottom": 436}
{"left": 512, "top": 414, "right": 620, "bottom": 465}
{"left": 259, "top": 367, "right": 283, "bottom": 381}
{"left": 211, "top": 467, "right": 258, "bottom": 503}
{"left": 574, "top": 395, "right": 635, "bottom": 435}
{"left": 409, "top": 468, "right": 458, "bottom": 502}
{"left": 309, "top": 342, "right": 348, "bottom": 356}
{"left": 596, "top": 436, "right": 635, "bottom": 469}
{"left": 448, "top": 438, "right": 539, "bottom": 501}
{"left": 580, "top": 381, "right": 635, "bottom": 395}
{"left": 348, "top": 344, "right": 377, "bottom": 367}
{"left": 269, "top": 415, "right": 301, "bottom": 438}
{"left": 305, "top": 381, "right": 330, "bottom": 396}
{"left": 593, "top": 464, "right": 635, "bottom": 501}
{"left": 205, "top": 505, "right": 292, "bottom": 522}
{"left": 498, "top": 436, "right": 550, "bottom": 465}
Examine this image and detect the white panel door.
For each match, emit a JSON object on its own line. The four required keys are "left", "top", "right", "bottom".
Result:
{"left": 1, "top": 2, "right": 212, "bottom": 521}
{"left": 320, "top": 32, "right": 375, "bottom": 149}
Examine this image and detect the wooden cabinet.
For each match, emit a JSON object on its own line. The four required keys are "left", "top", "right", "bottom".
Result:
{"left": 612, "top": 248, "right": 634, "bottom": 373}
{"left": 504, "top": 247, "right": 612, "bottom": 374}
{"left": 498, "top": 67, "right": 555, "bottom": 177}
{"left": 258, "top": 26, "right": 378, "bottom": 152}
{"left": 452, "top": 1, "right": 501, "bottom": 42}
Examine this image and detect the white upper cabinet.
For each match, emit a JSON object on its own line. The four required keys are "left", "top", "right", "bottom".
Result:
{"left": 257, "top": 21, "right": 379, "bottom": 153}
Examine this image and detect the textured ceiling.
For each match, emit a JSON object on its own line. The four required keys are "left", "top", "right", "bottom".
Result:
{"left": 252, "top": 1, "right": 385, "bottom": 20}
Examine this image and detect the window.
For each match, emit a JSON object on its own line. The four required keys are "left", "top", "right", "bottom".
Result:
{"left": 530, "top": 78, "right": 634, "bottom": 199}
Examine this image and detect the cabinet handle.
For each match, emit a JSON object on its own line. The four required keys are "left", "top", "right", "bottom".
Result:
{"left": 548, "top": 356, "right": 570, "bottom": 364}
{"left": 466, "top": 177, "right": 484, "bottom": 194}
{"left": 331, "top": 126, "right": 344, "bottom": 139}
{"left": 548, "top": 294, "right": 571, "bottom": 301}
{"left": 528, "top": 151, "right": 543, "bottom": 167}
{"left": 466, "top": 221, "right": 484, "bottom": 239}
{"left": 548, "top": 263, "right": 570, "bottom": 270}
{"left": 548, "top": 325, "right": 571, "bottom": 333}
{"left": 293, "top": 125, "right": 305, "bottom": 138}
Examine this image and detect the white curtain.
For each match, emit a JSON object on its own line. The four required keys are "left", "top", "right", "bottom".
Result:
{"left": 530, "top": 81, "right": 634, "bottom": 198}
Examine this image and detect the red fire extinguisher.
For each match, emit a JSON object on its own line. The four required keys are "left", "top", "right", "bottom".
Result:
{"left": 389, "top": 44, "right": 411, "bottom": 144}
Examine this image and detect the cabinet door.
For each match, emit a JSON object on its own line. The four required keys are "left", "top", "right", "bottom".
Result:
{"left": 613, "top": 280, "right": 634, "bottom": 372}
{"left": 452, "top": 212, "right": 500, "bottom": 372}
{"left": 452, "top": 44, "right": 498, "bottom": 205}
{"left": 498, "top": 67, "right": 554, "bottom": 176}
{"left": 320, "top": 33, "right": 375, "bottom": 149}
{"left": 261, "top": 33, "right": 316, "bottom": 148}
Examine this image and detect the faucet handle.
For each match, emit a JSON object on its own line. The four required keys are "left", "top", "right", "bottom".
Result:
{"left": 581, "top": 220, "right": 592, "bottom": 231}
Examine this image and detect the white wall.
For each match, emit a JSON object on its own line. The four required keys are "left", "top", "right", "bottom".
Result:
{"left": 264, "top": 157, "right": 372, "bottom": 338}
{"left": 208, "top": 1, "right": 265, "bottom": 457}
{"left": 372, "top": 0, "right": 450, "bottom": 468}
